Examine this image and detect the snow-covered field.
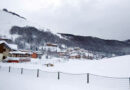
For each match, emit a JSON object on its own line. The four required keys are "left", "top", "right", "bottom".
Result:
{"left": 0, "top": 55, "right": 130, "bottom": 90}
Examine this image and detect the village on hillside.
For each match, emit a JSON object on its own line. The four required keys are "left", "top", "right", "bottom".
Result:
{"left": 0, "top": 36, "right": 115, "bottom": 64}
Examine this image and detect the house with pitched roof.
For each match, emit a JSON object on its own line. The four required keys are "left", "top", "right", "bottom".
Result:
{"left": 0, "top": 41, "right": 17, "bottom": 61}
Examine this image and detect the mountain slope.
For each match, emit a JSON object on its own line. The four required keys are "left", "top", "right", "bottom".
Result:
{"left": 0, "top": 9, "right": 43, "bottom": 38}
{"left": 58, "top": 33, "right": 130, "bottom": 55}
{"left": 0, "top": 9, "right": 29, "bottom": 36}
{"left": 0, "top": 9, "right": 130, "bottom": 56}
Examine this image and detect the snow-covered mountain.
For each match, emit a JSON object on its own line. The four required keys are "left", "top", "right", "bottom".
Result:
{"left": 0, "top": 9, "right": 28, "bottom": 36}
{"left": 0, "top": 9, "right": 45, "bottom": 38}
{"left": 1, "top": 8, "right": 130, "bottom": 56}
{"left": 0, "top": 9, "right": 69, "bottom": 49}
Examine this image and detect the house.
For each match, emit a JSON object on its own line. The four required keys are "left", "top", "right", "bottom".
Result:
{"left": 44, "top": 43, "right": 58, "bottom": 52}
{"left": 18, "top": 50, "right": 43, "bottom": 59}
{"left": 82, "top": 53, "right": 94, "bottom": 60}
{"left": 58, "top": 52, "right": 66, "bottom": 56}
{"left": 69, "top": 53, "right": 81, "bottom": 59}
{"left": 34, "top": 51, "right": 43, "bottom": 59}
{"left": 0, "top": 41, "right": 17, "bottom": 61}
{"left": 5, "top": 49, "right": 44, "bottom": 63}
{"left": 5, "top": 51, "right": 31, "bottom": 63}
{"left": 57, "top": 51, "right": 69, "bottom": 58}
{"left": 31, "top": 52, "right": 38, "bottom": 58}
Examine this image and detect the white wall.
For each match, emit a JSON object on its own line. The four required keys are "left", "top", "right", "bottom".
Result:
{"left": 0, "top": 54, "right": 3, "bottom": 61}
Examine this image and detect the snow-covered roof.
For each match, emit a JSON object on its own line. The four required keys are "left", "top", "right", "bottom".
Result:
{"left": 70, "top": 53, "right": 79, "bottom": 56}
{"left": 84, "top": 53, "right": 94, "bottom": 57}
{"left": 5, "top": 57, "right": 30, "bottom": 61}
{"left": 0, "top": 40, "right": 8, "bottom": 45}
{"left": 56, "top": 48, "right": 62, "bottom": 52}
{"left": 9, "top": 51, "right": 31, "bottom": 54}
{"left": 0, "top": 40, "right": 18, "bottom": 50}
{"left": 8, "top": 44, "right": 18, "bottom": 50}
{"left": 34, "top": 51, "right": 42, "bottom": 54}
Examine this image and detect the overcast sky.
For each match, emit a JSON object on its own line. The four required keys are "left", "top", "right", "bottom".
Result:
{"left": 0, "top": 0, "right": 130, "bottom": 40}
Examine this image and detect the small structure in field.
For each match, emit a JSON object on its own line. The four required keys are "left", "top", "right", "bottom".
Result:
{"left": 44, "top": 63, "right": 54, "bottom": 67}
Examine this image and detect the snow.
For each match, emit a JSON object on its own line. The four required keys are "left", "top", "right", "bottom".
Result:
{"left": 0, "top": 55, "right": 130, "bottom": 90}
{"left": 49, "top": 55, "right": 130, "bottom": 78}
{"left": 70, "top": 53, "right": 79, "bottom": 56}
{"left": 5, "top": 57, "right": 30, "bottom": 61}
{"left": 0, "top": 10, "right": 28, "bottom": 36}
{"left": 0, "top": 40, "right": 18, "bottom": 50}
{"left": 9, "top": 51, "right": 31, "bottom": 54}
{"left": 0, "top": 66, "right": 129, "bottom": 90}
{"left": 0, "top": 10, "right": 40, "bottom": 38}
{"left": 56, "top": 33, "right": 69, "bottom": 40}
{"left": 0, "top": 9, "right": 57, "bottom": 38}
{"left": 0, "top": 7, "right": 129, "bottom": 90}
{"left": 7, "top": 44, "right": 18, "bottom": 50}
{"left": 0, "top": 40, "right": 7, "bottom": 44}
{"left": 0, "top": 55, "right": 130, "bottom": 77}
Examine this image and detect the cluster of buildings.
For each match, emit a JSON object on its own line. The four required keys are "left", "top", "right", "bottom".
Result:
{"left": 42, "top": 43, "right": 110, "bottom": 60}
{"left": 0, "top": 38, "right": 42, "bottom": 63}
{"left": 0, "top": 37, "right": 109, "bottom": 63}
{"left": 42, "top": 44, "right": 98, "bottom": 60}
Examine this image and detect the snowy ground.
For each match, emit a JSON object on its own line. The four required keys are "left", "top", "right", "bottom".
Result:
{"left": 0, "top": 55, "right": 130, "bottom": 90}
{"left": 0, "top": 67, "right": 129, "bottom": 90}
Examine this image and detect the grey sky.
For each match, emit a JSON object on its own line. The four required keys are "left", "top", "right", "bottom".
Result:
{"left": 0, "top": 0, "right": 130, "bottom": 40}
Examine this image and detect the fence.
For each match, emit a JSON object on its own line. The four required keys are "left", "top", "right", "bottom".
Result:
{"left": 0, "top": 65, "right": 130, "bottom": 89}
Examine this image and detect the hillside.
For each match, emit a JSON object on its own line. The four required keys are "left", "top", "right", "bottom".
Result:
{"left": 0, "top": 9, "right": 29, "bottom": 36}
{"left": 59, "top": 33, "right": 130, "bottom": 55}
{"left": 0, "top": 9, "right": 130, "bottom": 56}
